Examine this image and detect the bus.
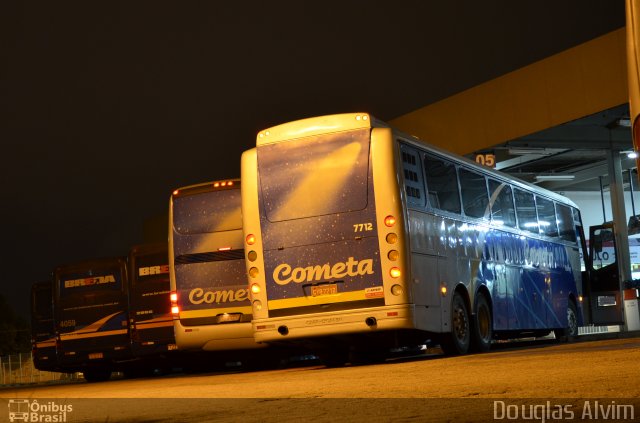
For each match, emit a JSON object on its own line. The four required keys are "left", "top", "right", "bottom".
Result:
{"left": 241, "top": 112, "right": 584, "bottom": 362}
{"left": 128, "top": 243, "right": 178, "bottom": 373}
{"left": 170, "top": 179, "right": 271, "bottom": 367}
{"left": 30, "top": 281, "right": 58, "bottom": 371}
{"left": 54, "top": 257, "right": 130, "bottom": 381}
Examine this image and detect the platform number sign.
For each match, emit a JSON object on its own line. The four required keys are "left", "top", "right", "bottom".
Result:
{"left": 475, "top": 153, "right": 496, "bottom": 168}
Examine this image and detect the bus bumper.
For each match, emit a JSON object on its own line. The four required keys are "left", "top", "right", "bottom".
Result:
{"left": 253, "top": 304, "right": 416, "bottom": 343}
{"left": 173, "top": 320, "right": 264, "bottom": 351}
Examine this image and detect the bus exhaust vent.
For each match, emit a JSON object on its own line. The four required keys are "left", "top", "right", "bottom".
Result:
{"left": 175, "top": 249, "right": 245, "bottom": 264}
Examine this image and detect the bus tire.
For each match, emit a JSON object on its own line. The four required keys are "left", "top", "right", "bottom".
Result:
{"left": 471, "top": 293, "right": 492, "bottom": 352}
{"left": 554, "top": 300, "right": 578, "bottom": 342}
{"left": 83, "top": 367, "right": 111, "bottom": 383}
{"left": 440, "top": 291, "right": 471, "bottom": 355}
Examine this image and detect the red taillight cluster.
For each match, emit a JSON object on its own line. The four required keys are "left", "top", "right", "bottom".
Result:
{"left": 170, "top": 291, "right": 179, "bottom": 315}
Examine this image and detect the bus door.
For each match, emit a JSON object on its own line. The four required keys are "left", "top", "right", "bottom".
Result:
{"left": 586, "top": 224, "right": 624, "bottom": 325}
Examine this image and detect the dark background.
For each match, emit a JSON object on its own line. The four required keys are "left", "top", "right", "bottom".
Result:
{"left": 0, "top": 1, "right": 626, "bottom": 322}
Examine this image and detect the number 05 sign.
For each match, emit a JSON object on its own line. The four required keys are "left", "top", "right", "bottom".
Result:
{"left": 475, "top": 153, "right": 495, "bottom": 167}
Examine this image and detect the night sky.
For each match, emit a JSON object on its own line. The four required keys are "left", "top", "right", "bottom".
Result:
{"left": 0, "top": 1, "right": 626, "bottom": 319}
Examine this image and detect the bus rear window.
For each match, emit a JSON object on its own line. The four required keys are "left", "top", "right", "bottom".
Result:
{"left": 173, "top": 189, "right": 242, "bottom": 234}
{"left": 257, "top": 128, "right": 370, "bottom": 222}
{"left": 134, "top": 252, "right": 170, "bottom": 285}
{"left": 59, "top": 268, "right": 123, "bottom": 297}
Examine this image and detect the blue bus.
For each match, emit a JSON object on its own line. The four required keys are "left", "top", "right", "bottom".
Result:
{"left": 242, "top": 113, "right": 585, "bottom": 363}
{"left": 54, "top": 257, "right": 130, "bottom": 381}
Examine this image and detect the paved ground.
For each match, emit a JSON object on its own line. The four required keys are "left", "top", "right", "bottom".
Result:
{"left": 1, "top": 337, "right": 639, "bottom": 422}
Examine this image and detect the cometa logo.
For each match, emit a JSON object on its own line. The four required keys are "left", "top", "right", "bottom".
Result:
{"left": 188, "top": 288, "right": 249, "bottom": 305}
{"left": 273, "top": 257, "right": 374, "bottom": 285}
{"left": 64, "top": 275, "right": 116, "bottom": 288}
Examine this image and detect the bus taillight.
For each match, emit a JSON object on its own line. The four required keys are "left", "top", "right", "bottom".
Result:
{"left": 170, "top": 291, "right": 179, "bottom": 315}
{"left": 384, "top": 215, "right": 396, "bottom": 227}
{"left": 251, "top": 283, "right": 261, "bottom": 294}
{"left": 246, "top": 234, "right": 256, "bottom": 245}
{"left": 390, "top": 267, "right": 401, "bottom": 278}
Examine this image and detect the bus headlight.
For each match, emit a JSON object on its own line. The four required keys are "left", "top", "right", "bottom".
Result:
{"left": 391, "top": 284, "right": 403, "bottom": 296}
{"left": 249, "top": 267, "right": 259, "bottom": 278}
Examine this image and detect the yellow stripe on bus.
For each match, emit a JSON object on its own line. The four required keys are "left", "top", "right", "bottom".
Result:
{"left": 267, "top": 290, "right": 371, "bottom": 310}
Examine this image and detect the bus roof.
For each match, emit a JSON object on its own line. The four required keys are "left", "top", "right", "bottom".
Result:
{"left": 171, "top": 178, "right": 240, "bottom": 198}
{"left": 256, "top": 112, "right": 388, "bottom": 146}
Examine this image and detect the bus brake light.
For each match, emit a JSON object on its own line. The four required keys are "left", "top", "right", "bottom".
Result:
{"left": 390, "top": 267, "right": 401, "bottom": 278}
{"left": 384, "top": 215, "right": 396, "bottom": 227}
{"left": 246, "top": 234, "right": 256, "bottom": 245}
{"left": 170, "top": 292, "right": 178, "bottom": 303}
{"left": 171, "top": 306, "right": 180, "bottom": 315}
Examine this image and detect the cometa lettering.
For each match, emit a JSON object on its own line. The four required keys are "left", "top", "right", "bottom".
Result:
{"left": 189, "top": 288, "right": 249, "bottom": 305}
{"left": 273, "top": 257, "right": 374, "bottom": 285}
{"left": 64, "top": 275, "right": 116, "bottom": 288}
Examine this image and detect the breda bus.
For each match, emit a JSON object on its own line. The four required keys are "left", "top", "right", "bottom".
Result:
{"left": 30, "top": 280, "right": 58, "bottom": 371}
{"left": 242, "top": 113, "right": 584, "bottom": 363}
{"left": 54, "top": 257, "right": 129, "bottom": 381}
{"left": 128, "top": 243, "right": 178, "bottom": 371}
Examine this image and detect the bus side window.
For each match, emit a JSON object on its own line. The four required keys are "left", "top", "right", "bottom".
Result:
{"left": 400, "top": 144, "right": 426, "bottom": 208}
{"left": 536, "top": 196, "right": 559, "bottom": 238}
{"left": 459, "top": 168, "right": 489, "bottom": 219}
{"left": 556, "top": 203, "right": 577, "bottom": 242}
{"left": 488, "top": 179, "right": 516, "bottom": 228}
{"left": 424, "top": 153, "right": 461, "bottom": 214}
{"left": 514, "top": 188, "right": 538, "bottom": 234}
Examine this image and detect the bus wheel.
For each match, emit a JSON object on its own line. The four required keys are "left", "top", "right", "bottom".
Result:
{"left": 440, "top": 292, "right": 471, "bottom": 355}
{"left": 83, "top": 367, "right": 111, "bottom": 383}
{"left": 471, "top": 294, "right": 492, "bottom": 352}
{"left": 554, "top": 301, "right": 578, "bottom": 342}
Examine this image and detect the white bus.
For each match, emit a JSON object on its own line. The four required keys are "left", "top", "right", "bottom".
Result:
{"left": 242, "top": 113, "right": 584, "bottom": 364}
{"left": 169, "top": 179, "right": 260, "bottom": 353}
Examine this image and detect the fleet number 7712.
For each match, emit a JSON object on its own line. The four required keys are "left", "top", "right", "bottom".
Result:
{"left": 353, "top": 223, "right": 373, "bottom": 232}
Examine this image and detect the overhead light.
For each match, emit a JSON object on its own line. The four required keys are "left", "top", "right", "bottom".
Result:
{"left": 617, "top": 118, "right": 631, "bottom": 128}
{"left": 623, "top": 150, "right": 638, "bottom": 159}
{"left": 535, "top": 175, "right": 575, "bottom": 181}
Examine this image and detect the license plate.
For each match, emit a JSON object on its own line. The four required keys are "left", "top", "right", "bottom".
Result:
{"left": 217, "top": 313, "right": 242, "bottom": 323}
{"left": 311, "top": 284, "right": 338, "bottom": 297}
{"left": 88, "top": 352, "right": 103, "bottom": 360}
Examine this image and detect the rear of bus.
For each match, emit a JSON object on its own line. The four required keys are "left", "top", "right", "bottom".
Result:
{"left": 243, "top": 113, "right": 414, "bottom": 350}
{"left": 55, "top": 257, "right": 130, "bottom": 380}
{"left": 170, "top": 179, "right": 261, "bottom": 352}
{"left": 128, "top": 243, "right": 177, "bottom": 359}
{"left": 30, "top": 281, "right": 58, "bottom": 371}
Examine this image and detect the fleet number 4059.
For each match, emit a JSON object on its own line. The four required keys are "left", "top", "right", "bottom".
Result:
{"left": 353, "top": 223, "right": 373, "bottom": 232}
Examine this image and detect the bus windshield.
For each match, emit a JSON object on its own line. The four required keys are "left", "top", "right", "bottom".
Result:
{"left": 173, "top": 188, "right": 241, "bottom": 234}
{"left": 257, "top": 128, "right": 370, "bottom": 222}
